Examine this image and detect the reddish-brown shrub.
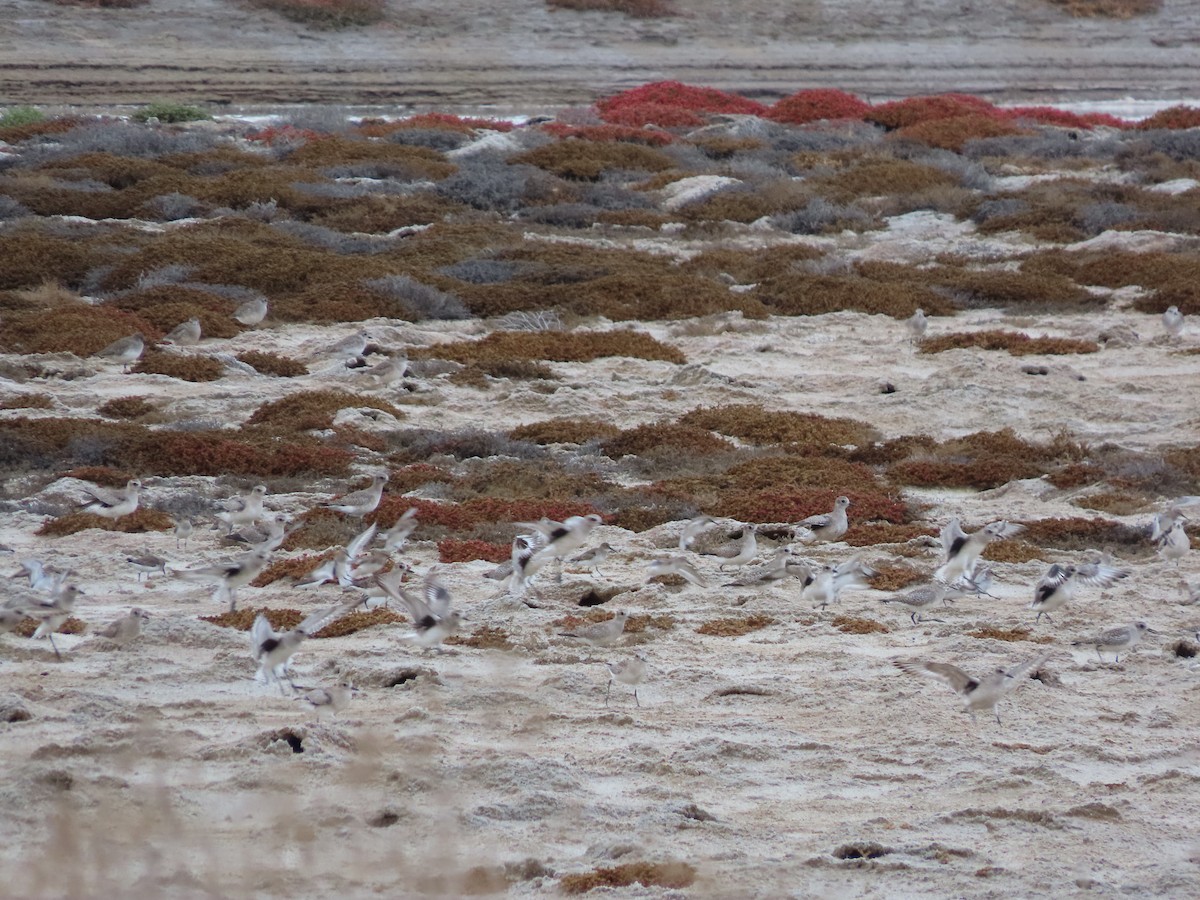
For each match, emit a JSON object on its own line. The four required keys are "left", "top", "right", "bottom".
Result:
{"left": 1004, "top": 106, "right": 1128, "bottom": 129}
{"left": 600, "top": 423, "right": 735, "bottom": 459}
{"left": 0, "top": 305, "right": 161, "bottom": 355}
{"left": 600, "top": 103, "right": 706, "bottom": 128}
{"left": 540, "top": 122, "right": 674, "bottom": 145}
{"left": 868, "top": 94, "right": 1003, "bottom": 130}
{"left": 437, "top": 538, "right": 511, "bottom": 563}
{"left": 596, "top": 81, "right": 767, "bottom": 123}
{"left": 98, "top": 396, "right": 156, "bottom": 419}
{"left": 132, "top": 350, "right": 224, "bottom": 382}
{"left": 1136, "top": 105, "right": 1200, "bottom": 130}
{"left": 893, "top": 114, "right": 1029, "bottom": 152}
{"left": 357, "top": 114, "right": 514, "bottom": 136}
{"left": 247, "top": 390, "right": 403, "bottom": 431}
{"left": 508, "top": 418, "right": 622, "bottom": 445}
{"left": 1045, "top": 0, "right": 1161, "bottom": 19}
{"left": 411, "top": 330, "right": 686, "bottom": 365}
{"left": 244, "top": 0, "right": 386, "bottom": 28}
{"left": 710, "top": 487, "right": 908, "bottom": 526}
{"left": 545, "top": 0, "right": 677, "bottom": 17}
{"left": 919, "top": 330, "right": 1099, "bottom": 356}
{"left": 766, "top": 90, "right": 871, "bottom": 125}
{"left": 510, "top": 140, "right": 675, "bottom": 179}
{"left": 36, "top": 508, "right": 172, "bottom": 537}
{"left": 678, "top": 404, "right": 877, "bottom": 450}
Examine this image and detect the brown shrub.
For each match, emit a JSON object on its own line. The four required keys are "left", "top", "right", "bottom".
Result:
{"left": 709, "top": 487, "right": 908, "bottom": 526}
{"left": 919, "top": 330, "right": 1099, "bottom": 356}
{"left": 444, "top": 625, "right": 515, "bottom": 650}
{"left": 0, "top": 393, "right": 54, "bottom": 410}
{"left": 202, "top": 606, "right": 404, "bottom": 638}
{"left": 236, "top": 350, "right": 308, "bottom": 377}
{"left": 678, "top": 181, "right": 810, "bottom": 223}
{"left": 868, "top": 563, "right": 926, "bottom": 591}
{"left": 12, "top": 616, "right": 86, "bottom": 638}
{"left": 679, "top": 245, "right": 824, "bottom": 283}
{"left": 412, "top": 330, "right": 686, "bottom": 365}
{"left": 132, "top": 350, "right": 225, "bottom": 382}
{"left": 310, "top": 193, "right": 465, "bottom": 233}
{"left": 831, "top": 615, "right": 889, "bottom": 634}
{"left": 104, "top": 285, "right": 242, "bottom": 339}
{"left": 98, "top": 396, "right": 156, "bottom": 419}
{"left": 1018, "top": 516, "right": 1146, "bottom": 554}
{"left": 251, "top": 552, "right": 336, "bottom": 587}
{"left": 247, "top": 390, "right": 403, "bottom": 431}
{"left": 0, "top": 304, "right": 161, "bottom": 355}
{"left": 545, "top": 0, "right": 677, "bottom": 17}
{"left": 1023, "top": 249, "right": 1200, "bottom": 315}
{"left": 509, "top": 418, "right": 622, "bottom": 445}
{"left": 1045, "top": 0, "right": 1161, "bottom": 19}
{"left": 983, "top": 539, "right": 1044, "bottom": 563}
{"left": 868, "top": 94, "right": 1002, "bottom": 130}
{"left": 813, "top": 159, "right": 957, "bottom": 204}
{"left": 1071, "top": 491, "right": 1150, "bottom": 515}
{"left": 560, "top": 861, "right": 696, "bottom": 894}
{"left": 437, "top": 539, "right": 511, "bottom": 563}
{"left": 893, "top": 115, "right": 1029, "bottom": 152}
{"left": 887, "top": 429, "right": 1087, "bottom": 491}
{"left": 36, "top": 508, "right": 173, "bottom": 537}
{"left": 285, "top": 137, "right": 455, "bottom": 181}
{"left": 600, "top": 423, "right": 734, "bottom": 459}
{"left": 847, "top": 523, "right": 936, "bottom": 547}
{"left": 59, "top": 466, "right": 135, "bottom": 487}
{"left": 967, "top": 626, "right": 1054, "bottom": 643}
{"left": 758, "top": 272, "right": 954, "bottom": 318}
{"left": 511, "top": 140, "right": 674, "bottom": 180}
{"left": 696, "top": 614, "right": 775, "bottom": 636}
{"left": 678, "top": 404, "right": 877, "bottom": 451}
{"left": 0, "top": 115, "right": 81, "bottom": 145}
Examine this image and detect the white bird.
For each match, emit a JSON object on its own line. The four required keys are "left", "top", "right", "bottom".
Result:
{"left": 722, "top": 546, "right": 796, "bottom": 587}
{"left": 79, "top": 479, "right": 141, "bottom": 519}
{"left": 1150, "top": 498, "right": 1199, "bottom": 543}
{"left": 880, "top": 579, "right": 955, "bottom": 624}
{"left": 162, "top": 317, "right": 201, "bottom": 346}
{"left": 678, "top": 515, "right": 715, "bottom": 551}
{"left": 795, "top": 497, "right": 850, "bottom": 544}
{"left": 172, "top": 515, "right": 193, "bottom": 550}
{"left": 796, "top": 554, "right": 875, "bottom": 609}
{"left": 1029, "top": 560, "right": 1130, "bottom": 624}
{"left": 380, "top": 506, "right": 419, "bottom": 553}
{"left": 373, "top": 571, "right": 462, "bottom": 650}
{"left": 507, "top": 533, "right": 550, "bottom": 601}
{"left": 893, "top": 651, "right": 1051, "bottom": 724}
{"left": 223, "top": 512, "right": 289, "bottom": 552}
{"left": 704, "top": 523, "right": 758, "bottom": 570}
{"left": 645, "top": 555, "right": 708, "bottom": 587}
{"left": 359, "top": 354, "right": 408, "bottom": 390}
{"left": 215, "top": 485, "right": 268, "bottom": 533}
{"left": 233, "top": 296, "right": 268, "bottom": 326}
{"left": 172, "top": 548, "right": 271, "bottom": 611}
{"left": 1072, "top": 622, "right": 1149, "bottom": 663}
{"left": 296, "top": 681, "right": 355, "bottom": 716}
{"left": 954, "top": 564, "right": 997, "bottom": 598}
{"left": 10, "top": 558, "right": 66, "bottom": 593}
{"left": 935, "top": 518, "right": 1024, "bottom": 585}
{"left": 1157, "top": 518, "right": 1190, "bottom": 566}
{"left": 296, "top": 549, "right": 351, "bottom": 589}
{"left": 606, "top": 654, "right": 647, "bottom": 707}
{"left": 906, "top": 307, "right": 928, "bottom": 342}
{"left": 98, "top": 608, "right": 150, "bottom": 646}
{"left": 520, "top": 514, "right": 604, "bottom": 566}
{"left": 251, "top": 603, "right": 353, "bottom": 692}
{"left": 5, "top": 583, "right": 83, "bottom": 661}
{"left": 559, "top": 610, "right": 627, "bottom": 648}
{"left": 320, "top": 473, "right": 388, "bottom": 518}
{"left": 1162, "top": 305, "right": 1184, "bottom": 340}
{"left": 93, "top": 333, "right": 144, "bottom": 371}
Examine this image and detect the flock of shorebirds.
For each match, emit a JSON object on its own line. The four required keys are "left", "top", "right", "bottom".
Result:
{"left": 3, "top": 462, "right": 1196, "bottom": 721}
{"left": 0, "top": 298, "right": 1195, "bottom": 722}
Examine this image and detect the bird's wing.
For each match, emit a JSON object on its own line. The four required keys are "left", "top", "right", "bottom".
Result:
{"left": 798, "top": 512, "right": 832, "bottom": 528}
{"left": 251, "top": 613, "right": 275, "bottom": 651}
{"left": 991, "top": 521, "right": 1025, "bottom": 540}
{"left": 80, "top": 484, "right": 122, "bottom": 507}
{"left": 1001, "top": 652, "right": 1052, "bottom": 694}
{"left": 1073, "top": 562, "right": 1129, "bottom": 588}
{"left": 298, "top": 602, "right": 354, "bottom": 637}
{"left": 346, "top": 522, "right": 378, "bottom": 560}
{"left": 423, "top": 573, "right": 452, "bottom": 619}
{"left": 371, "top": 573, "right": 425, "bottom": 622}
{"left": 894, "top": 659, "right": 977, "bottom": 696}
{"left": 940, "top": 518, "right": 967, "bottom": 559}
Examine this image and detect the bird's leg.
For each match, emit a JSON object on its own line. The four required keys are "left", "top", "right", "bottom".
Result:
{"left": 228, "top": 588, "right": 238, "bottom": 614}
{"left": 605, "top": 678, "right": 613, "bottom": 707}
{"left": 994, "top": 709, "right": 1002, "bottom": 726}
{"left": 633, "top": 689, "right": 640, "bottom": 709}
{"left": 1096, "top": 648, "right": 1105, "bottom": 664}
{"left": 47, "top": 633, "right": 62, "bottom": 662}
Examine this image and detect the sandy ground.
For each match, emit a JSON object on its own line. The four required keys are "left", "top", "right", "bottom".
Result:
{"left": 1, "top": 204, "right": 1200, "bottom": 896}
{"left": 2, "top": 0, "right": 1200, "bottom": 112}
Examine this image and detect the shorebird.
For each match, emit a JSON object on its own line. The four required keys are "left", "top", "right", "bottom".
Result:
{"left": 1157, "top": 518, "right": 1190, "bottom": 566}
{"left": 645, "top": 555, "right": 708, "bottom": 587}
{"left": 162, "top": 317, "right": 201, "bottom": 346}
{"left": 93, "top": 333, "right": 144, "bottom": 372}
{"left": 880, "top": 579, "right": 955, "bottom": 624}
{"left": 606, "top": 654, "right": 647, "bottom": 707}
{"left": 252, "top": 603, "right": 353, "bottom": 693}
{"left": 1162, "top": 305, "right": 1184, "bottom": 340}
{"left": 373, "top": 570, "right": 462, "bottom": 650}
{"left": 296, "top": 681, "right": 355, "bottom": 716}
{"left": 126, "top": 550, "right": 167, "bottom": 581}
{"left": 559, "top": 610, "right": 627, "bottom": 648}
{"left": 6, "top": 583, "right": 83, "bottom": 661}
{"left": 678, "top": 515, "right": 715, "bottom": 551}
{"left": 567, "top": 542, "right": 614, "bottom": 577}
{"left": 172, "top": 548, "right": 271, "bottom": 611}
{"left": 722, "top": 546, "right": 797, "bottom": 587}
{"left": 98, "top": 608, "right": 150, "bottom": 646}
{"left": 79, "top": 479, "right": 142, "bottom": 519}
{"left": 223, "top": 512, "right": 290, "bottom": 552}
{"left": 1029, "top": 560, "right": 1130, "bottom": 623}
{"left": 520, "top": 514, "right": 604, "bottom": 566}
{"left": 233, "top": 296, "right": 268, "bottom": 326}
{"left": 215, "top": 485, "right": 268, "bottom": 533}
{"left": 1072, "top": 622, "right": 1149, "bottom": 663}
{"left": 795, "top": 497, "right": 850, "bottom": 544}
{"left": 1150, "top": 498, "right": 1199, "bottom": 544}
{"left": 935, "top": 518, "right": 1024, "bottom": 585}
{"left": 380, "top": 506, "right": 419, "bottom": 553}
{"left": 321, "top": 474, "right": 388, "bottom": 518}
{"left": 172, "top": 515, "right": 194, "bottom": 550}
{"left": 893, "top": 651, "right": 1051, "bottom": 725}
{"left": 704, "top": 523, "right": 758, "bottom": 570}
{"left": 796, "top": 554, "right": 874, "bottom": 609}
{"left": 906, "top": 307, "right": 928, "bottom": 343}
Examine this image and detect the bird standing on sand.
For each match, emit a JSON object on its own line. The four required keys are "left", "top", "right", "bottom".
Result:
{"left": 880, "top": 579, "right": 955, "bottom": 625}
{"left": 606, "top": 654, "right": 647, "bottom": 707}
{"left": 216, "top": 485, "right": 268, "bottom": 533}
{"left": 1157, "top": 518, "right": 1190, "bottom": 566}
{"left": 94, "top": 333, "right": 145, "bottom": 372}
{"left": 162, "top": 318, "right": 201, "bottom": 346}
{"left": 645, "top": 555, "right": 708, "bottom": 587}
{"left": 1072, "top": 622, "right": 1149, "bottom": 663}
{"left": 233, "top": 297, "right": 268, "bottom": 326}
{"left": 79, "top": 479, "right": 142, "bottom": 520}
{"left": 321, "top": 474, "right": 388, "bottom": 518}
{"left": 297, "top": 681, "right": 355, "bottom": 716}
{"left": 1162, "top": 305, "right": 1184, "bottom": 340}
{"left": 559, "top": 610, "right": 628, "bottom": 648}
{"left": 705, "top": 523, "right": 758, "bottom": 570}
{"left": 99, "top": 608, "right": 150, "bottom": 646}
{"left": 906, "top": 308, "right": 928, "bottom": 343}
{"left": 795, "top": 497, "right": 850, "bottom": 544}
{"left": 568, "top": 542, "right": 614, "bottom": 577}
